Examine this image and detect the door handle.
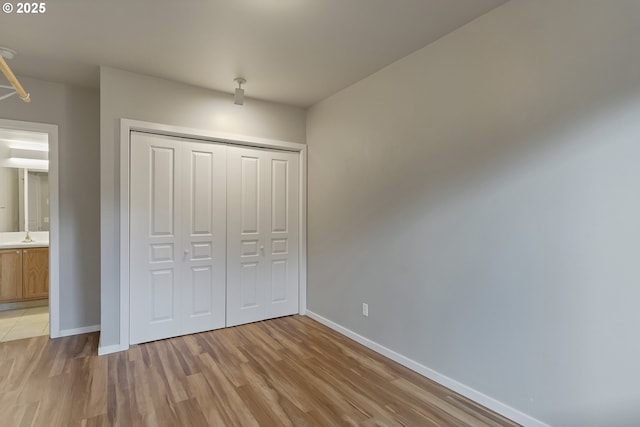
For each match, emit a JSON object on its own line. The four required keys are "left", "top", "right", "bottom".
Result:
{"left": 260, "top": 245, "right": 265, "bottom": 255}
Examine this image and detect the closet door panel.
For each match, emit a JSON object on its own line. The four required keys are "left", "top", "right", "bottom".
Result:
{"left": 265, "top": 152, "right": 299, "bottom": 319}
{"left": 227, "top": 146, "right": 299, "bottom": 327}
{"left": 226, "top": 148, "right": 266, "bottom": 326}
{"left": 130, "top": 133, "right": 228, "bottom": 344}
{"left": 130, "top": 133, "right": 183, "bottom": 344}
{"left": 181, "top": 142, "right": 227, "bottom": 334}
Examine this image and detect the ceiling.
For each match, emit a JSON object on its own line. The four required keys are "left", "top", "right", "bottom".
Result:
{"left": 0, "top": 0, "right": 507, "bottom": 107}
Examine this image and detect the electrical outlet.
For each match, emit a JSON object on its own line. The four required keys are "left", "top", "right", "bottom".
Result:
{"left": 362, "top": 303, "right": 369, "bottom": 317}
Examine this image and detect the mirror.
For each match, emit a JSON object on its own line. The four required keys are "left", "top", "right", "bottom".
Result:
{"left": 0, "top": 166, "right": 19, "bottom": 231}
{"left": 0, "top": 128, "right": 49, "bottom": 233}
{"left": 25, "top": 170, "right": 50, "bottom": 231}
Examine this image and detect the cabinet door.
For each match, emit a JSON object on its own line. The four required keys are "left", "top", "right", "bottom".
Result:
{"left": 0, "top": 249, "right": 23, "bottom": 302}
{"left": 22, "top": 247, "right": 49, "bottom": 300}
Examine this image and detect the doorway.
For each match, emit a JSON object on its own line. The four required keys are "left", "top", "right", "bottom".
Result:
{"left": 0, "top": 118, "right": 59, "bottom": 340}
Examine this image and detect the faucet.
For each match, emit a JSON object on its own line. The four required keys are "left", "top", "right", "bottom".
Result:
{"left": 22, "top": 231, "right": 34, "bottom": 243}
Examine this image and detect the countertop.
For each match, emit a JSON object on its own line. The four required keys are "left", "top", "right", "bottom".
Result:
{"left": 0, "top": 241, "right": 49, "bottom": 249}
{"left": 0, "top": 232, "right": 50, "bottom": 249}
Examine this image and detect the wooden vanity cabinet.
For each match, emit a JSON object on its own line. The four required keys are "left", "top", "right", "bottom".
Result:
{"left": 0, "top": 249, "right": 23, "bottom": 302}
{"left": 0, "top": 247, "right": 48, "bottom": 303}
{"left": 22, "top": 248, "right": 49, "bottom": 300}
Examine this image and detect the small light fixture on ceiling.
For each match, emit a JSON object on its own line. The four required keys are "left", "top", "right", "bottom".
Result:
{"left": 233, "top": 77, "right": 246, "bottom": 105}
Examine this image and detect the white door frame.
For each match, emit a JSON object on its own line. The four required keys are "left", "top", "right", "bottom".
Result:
{"left": 119, "top": 119, "right": 307, "bottom": 350}
{"left": 0, "top": 118, "right": 60, "bottom": 338}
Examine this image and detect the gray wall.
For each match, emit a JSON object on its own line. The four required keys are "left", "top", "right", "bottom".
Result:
{"left": 100, "top": 66, "right": 307, "bottom": 348}
{"left": 0, "top": 76, "right": 100, "bottom": 331}
{"left": 306, "top": 1, "right": 640, "bottom": 426}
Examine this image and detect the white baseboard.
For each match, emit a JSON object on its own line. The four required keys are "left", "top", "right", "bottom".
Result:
{"left": 305, "top": 311, "right": 548, "bottom": 427}
{"left": 97, "top": 342, "right": 129, "bottom": 356}
{"left": 58, "top": 324, "right": 101, "bottom": 337}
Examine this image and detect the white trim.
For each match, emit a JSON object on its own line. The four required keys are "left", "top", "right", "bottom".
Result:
{"left": 298, "top": 147, "right": 308, "bottom": 315}
{"left": 119, "top": 121, "right": 130, "bottom": 352}
{"left": 98, "top": 342, "right": 128, "bottom": 356}
{"left": 0, "top": 119, "right": 60, "bottom": 339}
{"left": 305, "top": 311, "right": 549, "bottom": 427}
{"left": 118, "top": 119, "right": 308, "bottom": 352}
{"left": 59, "top": 324, "right": 100, "bottom": 337}
{"left": 122, "top": 119, "right": 304, "bottom": 152}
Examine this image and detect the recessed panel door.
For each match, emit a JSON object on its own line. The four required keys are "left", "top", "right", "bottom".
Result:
{"left": 226, "top": 146, "right": 299, "bottom": 327}
{"left": 130, "top": 132, "right": 183, "bottom": 344}
{"left": 180, "top": 142, "right": 227, "bottom": 334}
{"left": 265, "top": 152, "right": 299, "bottom": 320}
{"left": 130, "top": 132, "right": 227, "bottom": 344}
{"left": 226, "top": 149, "right": 265, "bottom": 326}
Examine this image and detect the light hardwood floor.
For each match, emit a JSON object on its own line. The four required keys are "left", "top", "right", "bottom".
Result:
{"left": 0, "top": 315, "right": 520, "bottom": 427}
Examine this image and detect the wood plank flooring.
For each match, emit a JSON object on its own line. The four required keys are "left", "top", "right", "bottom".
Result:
{"left": 0, "top": 315, "right": 520, "bottom": 427}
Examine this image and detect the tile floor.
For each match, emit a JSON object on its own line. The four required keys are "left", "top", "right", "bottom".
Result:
{"left": 0, "top": 306, "right": 49, "bottom": 342}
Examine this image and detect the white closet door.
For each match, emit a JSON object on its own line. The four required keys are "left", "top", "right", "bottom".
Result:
{"left": 130, "top": 132, "right": 183, "bottom": 344}
{"left": 180, "top": 141, "right": 227, "bottom": 334}
{"left": 226, "top": 146, "right": 299, "bottom": 327}
{"left": 130, "top": 133, "right": 227, "bottom": 344}
{"left": 265, "top": 149, "right": 299, "bottom": 320}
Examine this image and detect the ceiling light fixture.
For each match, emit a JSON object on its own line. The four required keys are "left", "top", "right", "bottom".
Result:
{"left": 0, "top": 47, "right": 31, "bottom": 103}
{"left": 233, "top": 77, "right": 246, "bottom": 105}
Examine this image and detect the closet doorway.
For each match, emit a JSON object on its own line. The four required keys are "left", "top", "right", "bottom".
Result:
{"left": 121, "top": 121, "right": 306, "bottom": 347}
